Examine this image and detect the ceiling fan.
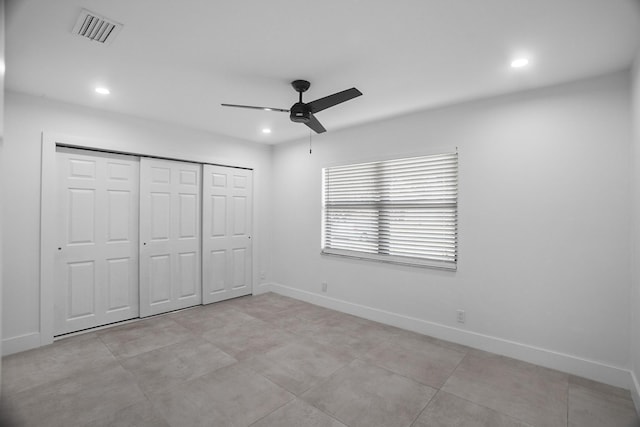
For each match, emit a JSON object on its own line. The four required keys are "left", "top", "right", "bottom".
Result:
{"left": 221, "top": 80, "right": 363, "bottom": 134}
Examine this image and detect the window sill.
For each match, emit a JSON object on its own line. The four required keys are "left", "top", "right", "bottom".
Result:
{"left": 321, "top": 249, "right": 457, "bottom": 271}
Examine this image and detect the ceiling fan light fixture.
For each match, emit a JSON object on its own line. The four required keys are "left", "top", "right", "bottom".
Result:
{"left": 290, "top": 104, "right": 311, "bottom": 123}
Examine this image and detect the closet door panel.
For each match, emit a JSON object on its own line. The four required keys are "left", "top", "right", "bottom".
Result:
{"left": 55, "top": 148, "right": 139, "bottom": 335}
{"left": 140, "top": 158, "right": 202, "bottom": 317}
{"left": 202, "top": 165, "right": 253, "bottom": 304}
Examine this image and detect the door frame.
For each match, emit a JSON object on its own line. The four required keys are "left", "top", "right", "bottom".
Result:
{"left": 40, "top": 132, "right": 254, "bottom": 347}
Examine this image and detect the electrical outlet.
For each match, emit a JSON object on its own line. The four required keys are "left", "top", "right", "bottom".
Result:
{"left": 456, "top": 309, "right": 466, "bottom": 324}
{"left": 321, "top": 282, "right": 328, "bottom": 293}
{"left": 260, "top": 271, "right": 266, "bottom": 280}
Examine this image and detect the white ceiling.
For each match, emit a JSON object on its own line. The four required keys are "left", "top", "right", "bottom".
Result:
{"left": 6, "top": 0, "right": 640, "bottom": 144}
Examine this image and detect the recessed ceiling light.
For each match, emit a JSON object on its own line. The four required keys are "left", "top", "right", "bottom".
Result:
{"left": 511, "top": 58, "right": 529, "bottom": 68}
{"left": 95, "top": 87, "right": 110, "bottom": 95}
{"left": 262, "top": 128, "right": 272, "bottom": 134}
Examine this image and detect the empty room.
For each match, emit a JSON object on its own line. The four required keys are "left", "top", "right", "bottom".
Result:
{"left": 2, "top": 0, "right": 640, "bottom": 426}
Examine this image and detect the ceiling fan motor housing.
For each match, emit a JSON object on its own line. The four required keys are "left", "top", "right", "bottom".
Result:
{"left": 290, "top": 102, "right": 311, "bottom": 123}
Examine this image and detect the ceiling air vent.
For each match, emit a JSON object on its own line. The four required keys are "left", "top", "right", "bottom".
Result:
{"left": 72, "top": 9, "right": 123, "bottom": 44}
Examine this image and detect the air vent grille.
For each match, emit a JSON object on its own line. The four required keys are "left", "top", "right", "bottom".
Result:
{"left": 72, "top": 9, "right": 123, "bottom": 44}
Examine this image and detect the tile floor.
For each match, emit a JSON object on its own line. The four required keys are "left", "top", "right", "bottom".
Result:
{"left": 1, "top": 292, "right": 639, "bottom": 427}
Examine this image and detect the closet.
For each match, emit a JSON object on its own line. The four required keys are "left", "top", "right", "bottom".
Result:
{"left": 53, "top": 147, "right": 253, "bottom": 336}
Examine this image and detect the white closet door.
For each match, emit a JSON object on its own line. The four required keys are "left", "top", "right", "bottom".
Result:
{"left": 140, "top": 158, "right": 202, "bottom": 317}
{"left": 55, "top": 148, "right": 140, "bottom": 335}
{"left": 202, "top": 165, "right": 253, "bottom": 304}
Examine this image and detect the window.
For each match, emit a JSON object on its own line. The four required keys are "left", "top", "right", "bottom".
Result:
{"left": 322, "top": 152, "right": 458, "bottom": 270}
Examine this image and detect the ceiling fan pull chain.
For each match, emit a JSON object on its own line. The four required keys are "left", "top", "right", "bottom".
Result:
{"left": 309, "top": 130, "right": 313, "bottom": 154}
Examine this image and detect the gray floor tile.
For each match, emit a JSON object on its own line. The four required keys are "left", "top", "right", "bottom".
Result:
{"left": 148, "top": 363, "right": 294, "bottom": 427}
{"left": 0, "top": 396, "right": 24, "bottom": 427}
{"left": 569, "top": 374, "right": 635, "bottom": 399}
{"left": 85, "top": 400, "right": 171, "bottom": 427}
{"left": 251, "top": 399, "right": 347, "bottom": 427}
{"left": 441, "top": 350, "right": 568, "bottom": 427}
{"left": 4, "top": 361, "right": 146, "bottom": 426}
{"left": 362, "top": 332, "right": 466, "bottom": 388}
{"left": 232, "top": 293, "right": 308, "bottom": 312}
{"left": 393, "top": 328, "right": 471, "bottom": 354}
{"left": 120, "top": 337, "right": 237, "bottom": 394}
{"left": 242, "top": 303, "right": 314, "bottom": 323}
{"left": 3, "top": 293, "right": 638, "bottom": 427}
{"left": 243, "top": 339, "right": 353, "bottom": 395}
{"left": 277, "top": 303, "right": 336, "bottom": 325}
{"left": 231, "top": 294, "right": 313, "bottom": 323}
{"left": 302, "top": 359, "right": 437, "bottom": 427}
{"left": 1, "top": 332, "right": 116, "bottom": 395}
{"left": 568, "top": 375, "right": 640, "bottom": 427}
{"left": 202, "top": 317, "right": 297, "bottom": 360}
{"left": 351, "top": 318, "right": 408, "bottom": 344}
{"left": 98, "top": 315, "right": 195, "bottom": 358}
{"left": 312, "top": 311, "right": 371, "bottom": 333}
{"left": 286, "top": 317, "right": 380, "bottom": 359}
{"left": 168, "top": 304, "right": 257, "bottom": 334}
{"left": 271, "top": 307, "right": 330, "bottom": 330}
{"left": 412, "top": 391, "right": 533, "bottom": 427}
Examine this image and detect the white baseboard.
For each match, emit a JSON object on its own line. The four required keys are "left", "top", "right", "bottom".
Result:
{"left": 268, "top": 283, "right": 634, "bottom": 390}
{"left": 2, "top": 332, "right": 41, "bottom": 356}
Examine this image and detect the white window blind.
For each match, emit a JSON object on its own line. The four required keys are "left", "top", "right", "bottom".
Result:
{"left": 322, "top": 152, "right": 458, "bottom": 270}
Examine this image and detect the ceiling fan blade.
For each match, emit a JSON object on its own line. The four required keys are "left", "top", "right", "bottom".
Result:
{"left": 221, "top": 103, "right": 289, "bottom": 113}
{"left": 307, "top": 87, "right": 363, "bottom": 114}
{"left": 305, "top": 114, "right": 327, "bottom": 134}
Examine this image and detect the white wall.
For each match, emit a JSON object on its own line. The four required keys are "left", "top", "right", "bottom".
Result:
{"left": 2, "top": 91, "right": 273, "bottom": 354}
{"left": 631, "top": 53, "right": 640, "bottom": 410}
{"left": 271, "top": 71, "right": 633, "bottom": 388}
